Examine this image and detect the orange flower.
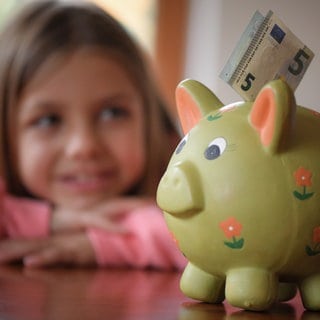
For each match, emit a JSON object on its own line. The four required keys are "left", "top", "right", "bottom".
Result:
{"left": 220, "top": 217, "right": 243, "bottom": 239}
{"left": 294, "top": 167, "right": 312, "bottom": 187}
{"left": 313, "top": 226, "right": 320, "bottom": 244}
{"left": 312, "top": 110, "right": 320, "bottom": 118}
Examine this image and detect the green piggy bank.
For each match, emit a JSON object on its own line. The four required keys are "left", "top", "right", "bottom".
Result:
{"left": 157, "top": 79, "right": 320, "bottom": 311}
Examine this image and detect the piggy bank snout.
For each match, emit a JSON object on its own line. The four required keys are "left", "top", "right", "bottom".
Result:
{"left": 156, "top": 161, "right": 204, "bottom": 216}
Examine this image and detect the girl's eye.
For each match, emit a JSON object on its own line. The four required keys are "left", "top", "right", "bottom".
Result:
{"left": 100, "top": 106, "right": 129, "bottom": 121}
{"left": 32, "top": 114, "right": 60, "bottom": 128}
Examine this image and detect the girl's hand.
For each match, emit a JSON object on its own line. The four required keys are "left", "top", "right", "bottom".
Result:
{"left": 0, "top": 232, "right": 96, "bottom": 267}
{"left": 0, "top": 197, "right": 154, "bottom": 267}
{"left": 50, "top": 197, "right": 153, "bottom": 234}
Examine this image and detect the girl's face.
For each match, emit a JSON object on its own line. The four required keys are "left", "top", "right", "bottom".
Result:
{"left": 13, "top": 49, "right": 146, "bottom": 210}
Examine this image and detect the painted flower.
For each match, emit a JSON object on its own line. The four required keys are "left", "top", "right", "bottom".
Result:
{"left": 313, "top": 226, "right": 320, "bottom": 244}
{"left": 293, "top": 167, "right": 314, "bottom": 200}
{"left": 294, "top": 167, "right": 312, "bottom": 187}
{"left": 306, "top": 226, "right": 320, "bottom": 256}
{"left": 311, "top": 110, "right": 320, "bottom": 118}
{"left": 220, "top": 217, "right": 242, "bottom": 238}
{"left": 220, "top": 217, "right": 244, "bottom": 249}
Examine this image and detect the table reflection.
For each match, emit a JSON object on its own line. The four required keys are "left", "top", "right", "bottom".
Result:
{"left": 0, "top": 265, "right": 317, "bottom": 320}
{"left": 0, "top": 265, "right": 185, "bottom": 320}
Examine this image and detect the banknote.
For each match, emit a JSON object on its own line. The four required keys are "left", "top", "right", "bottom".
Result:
{"left": 220, "top": 10, "right": 314, "bottom": 101}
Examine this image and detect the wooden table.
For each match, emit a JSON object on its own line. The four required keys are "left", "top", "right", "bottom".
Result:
{"left": 0, "top": 265, "right": 313, "bottom": 319}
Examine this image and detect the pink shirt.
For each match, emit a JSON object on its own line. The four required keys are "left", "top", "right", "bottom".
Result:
{"left": 0, "top": 185, "right": 50, "bottom": 239}
{"left": 0, "top": 183, "right": 186, "bottom": 270}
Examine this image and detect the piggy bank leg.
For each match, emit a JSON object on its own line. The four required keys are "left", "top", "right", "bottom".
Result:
{"left": 180, "top": 262, "right": 225, "bottom": 303}
{"left": 299, "top": 273, "right": 320, "bottom": 311}
{"left": 277, "top": 282, "right": 297, "bottom": 302}
{"left": 225, "top": 268, "right": 277, "bottom": 311}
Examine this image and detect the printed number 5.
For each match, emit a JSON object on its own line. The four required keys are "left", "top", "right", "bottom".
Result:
{"left": 241, "top": 73, "right": 255, "bottom": 91}
{"left": 288, "top": 49, "right": 310, "bottom": 76}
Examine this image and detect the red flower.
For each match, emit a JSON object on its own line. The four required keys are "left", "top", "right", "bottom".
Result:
{"left": 312, "top": 110, "right": 320, "bottom": 118}
{"left": 313, "top": 226, "right": 320, "bottom": 244}
{"left": 220, "top": 217, "right": 243, "bottom": 239}
{"left": 294, "top": 167, "right": 312, "bottom": 187}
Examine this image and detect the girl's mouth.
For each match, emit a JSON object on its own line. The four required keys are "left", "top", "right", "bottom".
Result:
{"left": 58, "top": 171, "right": 116, "bottom": 193}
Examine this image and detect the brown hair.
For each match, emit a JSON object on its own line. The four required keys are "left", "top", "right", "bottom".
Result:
{"left": 0, "top": 0, "right": 179, "bottom": 198}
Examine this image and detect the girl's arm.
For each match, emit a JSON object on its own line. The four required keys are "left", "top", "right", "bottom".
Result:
{"left": 0, "top": 196, "right": 186, "bottom": 269}
{"left": 87, "top": 205, "right": 187, "bottom": 270}
{"left": 2, "top": 194, "right": 51, "bottom": 239}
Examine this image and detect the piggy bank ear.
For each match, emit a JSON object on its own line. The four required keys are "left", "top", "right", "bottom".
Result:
{"left": 176, "top": 79, "right": 223, "bottom": 134}
{"left": 249, "top": 80, "right": 296, "bottom": 154}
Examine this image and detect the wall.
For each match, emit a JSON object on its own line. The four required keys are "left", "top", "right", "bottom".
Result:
{"left": 184, "top": 0, "right": 320, "bottom": 111}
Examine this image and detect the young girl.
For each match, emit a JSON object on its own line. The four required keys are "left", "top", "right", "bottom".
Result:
{"left": 0, "top": 0, "right": 186, "bottom": 269}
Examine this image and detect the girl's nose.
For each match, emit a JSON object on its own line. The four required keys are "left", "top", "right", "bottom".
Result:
{"left": 65, "top": 125, "right": 102, "bottom": 160}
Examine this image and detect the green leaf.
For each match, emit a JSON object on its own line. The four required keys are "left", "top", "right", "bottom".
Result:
{"left": 303, "top": 192, "right": 314, "bottom": 200}
{"left": 293, "top": 191, "right": 314, "bottom": 200}
{"left": 293, "top": 191, "right": 304, "bottom": 200}
{"left": 236, "top": 238, "right": 244, "bottom": 248}
{"left": 224, "top": 238, "right": 244, "bottom": 249}
{"left": 305, "top": 245, "right": 315, "bottom": 256}
{"left": 305, "top": 245, "right": 320, "bottom": 256}
{"left": 207, "top": 113, "right": 222, "bottom": 121}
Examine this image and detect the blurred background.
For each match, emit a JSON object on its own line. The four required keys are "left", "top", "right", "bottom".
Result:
{"left": 1, "top": 0, "right": 319, "bottom": 111}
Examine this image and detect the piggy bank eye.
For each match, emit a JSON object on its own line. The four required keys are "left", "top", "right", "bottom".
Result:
{"left": 204, "top": 137, "right": 227, "bottom": 160}
{"left": 175, "top": 134, "right": 189, "bottom": 154}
